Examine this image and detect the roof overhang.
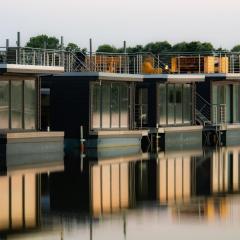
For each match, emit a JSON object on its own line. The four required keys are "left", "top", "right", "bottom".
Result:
{"left": 55, "top": 72, "right": 143, "bottom": 82}
{"left": 0, "top": 64, "right": 64, "bottom": 75}
{"left": 206, "top": 73, "right": 240, "bottom": 81}
{"left": 143, "top": 74, "right": 205, "bottom": 83}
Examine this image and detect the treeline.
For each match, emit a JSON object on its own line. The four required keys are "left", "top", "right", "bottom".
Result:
{"left": 97, "top": 41, "right": 240, "bottom": 53}
{"left": 25, "top": 35, "right": 240, "bottom": 53}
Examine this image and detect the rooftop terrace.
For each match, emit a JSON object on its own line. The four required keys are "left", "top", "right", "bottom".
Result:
{"left": 1, "top": 41, "right": 240, "bottom": 75}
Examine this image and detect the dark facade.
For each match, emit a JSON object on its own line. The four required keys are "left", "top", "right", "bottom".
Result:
{"left": 196, "top": 74, "right": 240, "bottom": 124}
{"left": 136, "top": 75, "right": 205, "bottom": 128}
{"left": 41, "top": 73, "right": 143, "bottom": 139}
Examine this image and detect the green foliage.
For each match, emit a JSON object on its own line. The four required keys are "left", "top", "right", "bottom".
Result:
{"left": 172, "top": 41, "right": 214, "bottom": 52}
{"left": 144, "top": 41, "right": 172, "bottom": 54}
{"left": 66, "top": 43, "right": 80, "bottom": 52}
{"left": 232, "top": 45, "right": 240, "bottom": 52}
{"left": 96, "top": 44, "right": 117, "bottom": 53}
{"left": 26, "top": 35, "right": 60, "bottom": 49}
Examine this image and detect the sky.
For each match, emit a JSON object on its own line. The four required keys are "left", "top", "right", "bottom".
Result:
{"left": 0, "top": 0, "right": 240, "bottom": 51}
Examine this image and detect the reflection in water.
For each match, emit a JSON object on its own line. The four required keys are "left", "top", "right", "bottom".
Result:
{"left": 2, "top": 145, "right": 240, "bottom": 239}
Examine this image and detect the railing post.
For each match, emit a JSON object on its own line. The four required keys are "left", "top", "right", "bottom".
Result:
{"left": 198, "top": 54, "right": 201, "bottom": 73}
{"left": 6, "top": 39, "right": 9, "bottom": 63}
{"left": 123, "top": 40, "right": 127, "bottom": 73}
{"left": 17, "top": 32, "right": 21, "bottom": 64}
{"left": 89, "top": 38, "right": 93, "bottom": 71}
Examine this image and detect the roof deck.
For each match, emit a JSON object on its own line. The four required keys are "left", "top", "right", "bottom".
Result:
{"left": 2, "top": 46, "right": 240, "bottom": 76}
{"left": 0, "top": 47, "right": 65, "bottom": 74}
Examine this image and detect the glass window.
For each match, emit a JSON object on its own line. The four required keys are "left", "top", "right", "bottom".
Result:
{"left": 212, "top": 84, "right": 231, "bottom": 124}
{"left": 111, "top": 84, "right": 120, "bottom": 128}
{"left": 167, "top": 84, "right": 175, "bottom": 125}
{"left": 102, "top": 83, "right": 111, "bottom": 128}
{"left": 158, "top": 84, "right": 167, "bottom": 125}
{"left": 91, "top": 83, "right": 101, "bottom": 129}
{"left": 120, "top": 85, "right": 129, "bottom": 128}
{"left": 11, "top": 81, "right": 23, "bottom": 129}
{"left": 183, "top": 84, "right": 192, "bottom": 124}
{"left": 212, "top": 85, "right": 218, "bottom": 124}
{"left": 175, "top": 84, "right": 183, "bottom": 124}
{"left": 0, "top": 81, "right": 9, "bottom": 129}
{"left": 24, "top": 80, "right": 36, "bottom": 130}
{"left": 225, "top": 85, "right": 231, "bottom": 123}
{"left": 138, "top": 88, "right": 148, "bottom": 125}
{"left": 233, "top": 85, "right": 240, "bottom": 123}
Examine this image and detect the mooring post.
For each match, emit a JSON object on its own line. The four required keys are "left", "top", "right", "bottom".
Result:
{"left": 156, "top": 124, "right": 159, "bottom": 152}
{"left": 80, "top": 125, "right": 85, "bottom": 153}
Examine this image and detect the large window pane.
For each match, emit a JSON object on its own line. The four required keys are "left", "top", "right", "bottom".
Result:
{"left": 167, "top": 84, "right": 175, "bottom": 125}
{"left": 24, "top": 80, "right": 36, "bottom": 130}
{"left": 120, "top": 85, "right": 129, "bottom": 128}
{"left": 233, "top": 85, "right": 240, "bottom": 123}
{"left": 11, "top": 81, "right": 23, "bottom": 129}
{"left": 175, "top": 84, "right": 183, "bottom": 124}
{"left": 212, "top": 85, "right": 218, "bottom": 124}
{"left": 0, "top": 81, "right": 9, "bottom": 129}
{"left": 111, "top": 84, "right": 120, "bottom": 128}
{"left": 138, "top": 88, "right": 148, "bottom": 125}
{"left": 183, "top": 84, "right": 192, "bottom": 124}
{"left": 91, "top": 83, "right": 101, "bottom": 129}
{"left": 158, "top": 84, "right": 167, "bottom": 125}
{"left": 213, "top": 85, "right": 231, "bottom": 124}
{"left": 102, "top": 83, "right": 111, "bottom": 128}
{"left": 225, "top": 85, "right": 231, "bottom": 123}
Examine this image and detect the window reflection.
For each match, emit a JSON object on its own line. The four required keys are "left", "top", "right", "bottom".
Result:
{"left": 91, "top": 82, "right": 129, "bottom": 130}
{"left": 24, "top": 80, "right": 36, "bottom": 130}
{"left": 11, "top": 81, "right": 23, "bottom": 129}
{"left": 0, "top": 81, "right": 9, "bottom": 129}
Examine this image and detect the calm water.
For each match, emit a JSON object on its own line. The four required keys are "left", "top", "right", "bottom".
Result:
{"left": 1, "top": 144, "right": 240, "bottom": 239}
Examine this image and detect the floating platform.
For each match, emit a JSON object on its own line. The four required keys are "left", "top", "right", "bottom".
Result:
{"left": 0, "top": 131, "right": 64, "bottom": 155}
{"left": 86, "top": 130, "right": 149, "bottom": 149}
{"left": 150, "top": 125, "right": 203, "bottom": 150}
{"left": 203, "top": 124, "right": 240, "bottom": 146}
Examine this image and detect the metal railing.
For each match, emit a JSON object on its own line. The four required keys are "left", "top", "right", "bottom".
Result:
{"left": 68, "top": 50, "right": 240, "bottom": 74}
{"left": 2, "top": 47, "right": 240, "bottom": 75}
{"left": 135, "top": 104, "right": 148, "bottom": 129}
{"left": 196, "top": 92, "right": 226, "bottom": 126}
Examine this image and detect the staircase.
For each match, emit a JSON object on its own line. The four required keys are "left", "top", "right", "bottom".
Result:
{"left": 195, "top": 93, "right": 212, "bottom": 126}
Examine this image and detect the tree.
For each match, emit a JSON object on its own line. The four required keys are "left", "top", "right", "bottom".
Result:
{"left": 66, "top": 43, "right": 80, "bottom": 52}
{"left": 171, "top": 41, "right": 214, "bottom": 52}
{"left": 126, "top": 45, "right": 144, "bottom": 53}
{"left": 26, "top": 34, "right": 60, "bottom": 49}
{"left": 171, "top": 42, "right": 188, "bottom": 52}
{"left": 144, "top": 41, "right": 172, "bottom": 54}
{"left": 232, "top": 45, "right": 240, "bottom": 52}
{"left": 96, "top": 44, "right": 117, "bottom": 53}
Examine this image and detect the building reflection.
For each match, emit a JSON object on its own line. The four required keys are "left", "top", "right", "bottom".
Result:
{"left": 90, "top": 152, "right": 149, "bottom": 216}
{"left": 0, "top": 143, "right": 64, "bottom": 235}
{"left": 156, "top": 150, "right": 200, "bottom": 203}
{"left": 3, "top": 145, "right": 240, "bottom": 238}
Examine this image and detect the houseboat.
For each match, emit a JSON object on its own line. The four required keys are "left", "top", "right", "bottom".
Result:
{"left": 196, "top": 73, "right": 240, "bottom": 145}
{"left": 135, "top": 74, "right": 204, "bottom": 149}
{"left": 41, "top": 72, "right": 148, "bottom": 148}
{"left": 0, "top": 46, "right": 65, "bottom": 153}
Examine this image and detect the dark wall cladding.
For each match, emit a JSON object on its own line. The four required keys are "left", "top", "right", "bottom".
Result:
{"left": 48, "top": 77, "right": 90, "bottom": 138}
{"left": 42, "top": 75, "right": 135, "bottom": 138}
{"left": 0, "top": 79, "right": 37, "bottom": 131}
